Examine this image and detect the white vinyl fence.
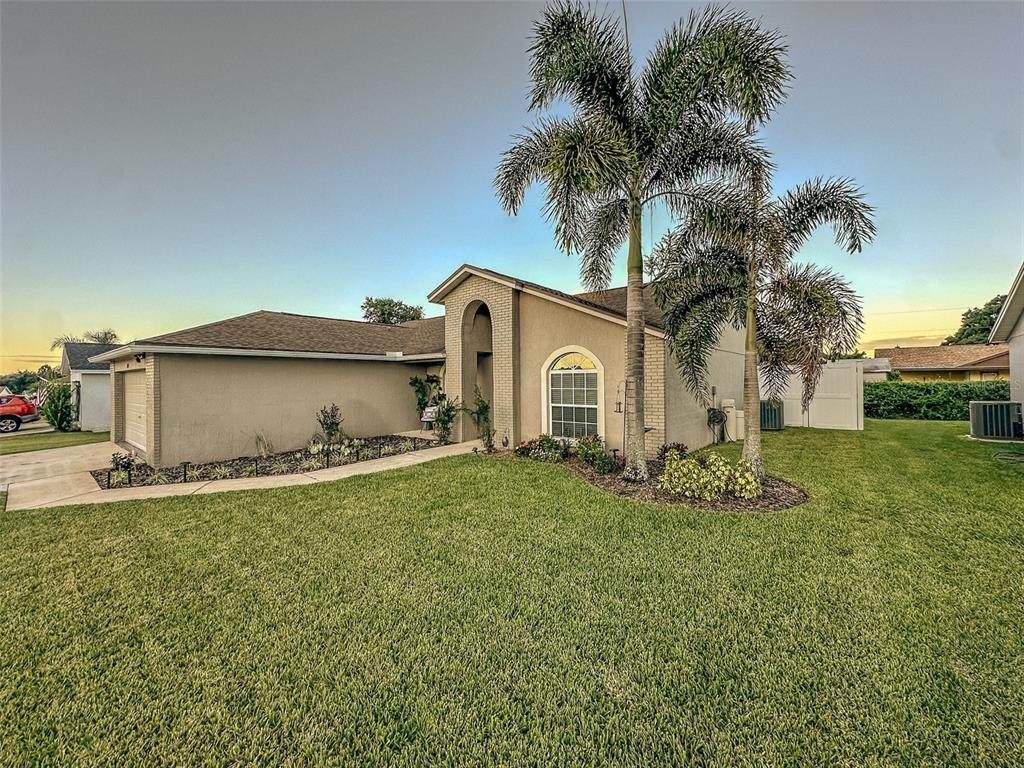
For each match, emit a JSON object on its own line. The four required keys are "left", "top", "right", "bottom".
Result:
{"left": 767, "top": 359, "right": 865, "bottom": 431}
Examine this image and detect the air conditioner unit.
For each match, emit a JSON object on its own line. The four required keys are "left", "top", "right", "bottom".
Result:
{"left": 969, "top": 401, "right": 1023, "bottom": 441}
{"left": 760, "top": 400, "right": 785, "bottom": 431}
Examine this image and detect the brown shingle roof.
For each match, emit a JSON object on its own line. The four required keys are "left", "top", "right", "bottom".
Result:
{"left": 874, "top": 343, "right": 1009, "bottom": 371}
{"left": 139, "top": 311, "right": 445, "bottom": 356}
{"left": 575, "top": 286, "right": 666, "bottom": 329}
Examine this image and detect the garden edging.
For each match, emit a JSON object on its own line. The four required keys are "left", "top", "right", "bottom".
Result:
{"left": 6, "top": 440, "right": 482, "bottom": 511}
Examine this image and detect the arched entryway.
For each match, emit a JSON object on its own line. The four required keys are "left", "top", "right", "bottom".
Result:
{"left": 461, "top": 300, "right": 493, "bottom": 438}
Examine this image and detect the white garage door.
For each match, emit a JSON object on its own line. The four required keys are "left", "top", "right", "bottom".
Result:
{"left": 123, "top": 370, "right": 147, "bottom": 450}
{"left": 764, "top": 360, "right": 864, "bottom": 431}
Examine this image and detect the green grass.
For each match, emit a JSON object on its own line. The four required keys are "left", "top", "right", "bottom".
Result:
{"left": 0, "top": 429, "right": 109, "bottom": 455}
{"left": 1, "top": 420, "right": 1021, "bottom": 765}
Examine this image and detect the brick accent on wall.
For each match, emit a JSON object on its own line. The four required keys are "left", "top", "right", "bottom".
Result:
{"left": 442, "top": 275, "right": 518, "bottom": 444}
{"left": 645, "top": 338, "right": 666, "bottom": 457}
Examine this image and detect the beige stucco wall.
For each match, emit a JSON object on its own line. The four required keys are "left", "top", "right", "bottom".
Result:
{"left": 1010, "top": 313, "right": 1024, "bottom": 402}
{"left": 516, "top": 291, "right": 666, "bottom": 456}
{"left": 664, "top": 323, "right": 746, "bottom": 450}
{"left": 154, "top": 354, "right": 429, "bottom": 466}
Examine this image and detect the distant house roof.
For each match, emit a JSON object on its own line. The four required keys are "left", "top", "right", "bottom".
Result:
{"left": 874, "top": 343, "right": 1010, "bottom": 372}
{"left": 990, "top": 261, "right": 1024, "bottom": 342}
{"left": 62, "top": 342, "right": 120, "bottom": 373}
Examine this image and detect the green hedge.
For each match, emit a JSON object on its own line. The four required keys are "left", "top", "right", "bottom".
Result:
{"left": 864, "top": 381, "right": 1010, "bottom": 421}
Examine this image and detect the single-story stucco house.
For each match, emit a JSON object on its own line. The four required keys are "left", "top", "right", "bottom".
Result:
{"left": 873, "top": 343, "right": 1009, "bottom": 382}
{"left": 60, "top": 342, "right": 118, "bottom": 432}
{"left": 989, "top": 261, "right": 1024, "bottom": 402}
{"left": 89, "top": 264, "right": 755, "bottom": 467}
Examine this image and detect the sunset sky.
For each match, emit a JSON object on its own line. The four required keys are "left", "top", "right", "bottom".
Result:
{"left": 2, "top": 1, "right": 1022, "bottom": 372}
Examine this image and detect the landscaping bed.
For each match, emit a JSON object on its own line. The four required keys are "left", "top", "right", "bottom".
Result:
{"left": 563, "top": 456, "right": 808, "bottom": 511}
{"left": 89, "top": 434, "right": 437, "bottom": 489}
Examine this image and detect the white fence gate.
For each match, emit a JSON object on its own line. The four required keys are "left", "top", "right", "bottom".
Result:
{"left": 766, "top": 359, "right": 864, "bottom": 431}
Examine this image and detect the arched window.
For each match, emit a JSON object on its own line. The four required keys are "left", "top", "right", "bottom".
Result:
{"left": 548, "top": 352, "right": 599, "bottom": 438}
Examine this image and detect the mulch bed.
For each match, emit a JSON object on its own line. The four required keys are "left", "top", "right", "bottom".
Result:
{"left": 503, "top": 454, "right": 809, "bottom": 512}
{"left": 90, "top": 435, "right": 437, "bottom": 489}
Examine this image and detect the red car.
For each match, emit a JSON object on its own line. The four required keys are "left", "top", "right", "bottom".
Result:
{"left": 0, "top": 395, "right": 39, "bottom": 433}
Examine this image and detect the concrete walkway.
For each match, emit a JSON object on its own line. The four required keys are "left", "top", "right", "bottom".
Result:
{"left": 3, "top": 440, "right": 481, "bottom": 512}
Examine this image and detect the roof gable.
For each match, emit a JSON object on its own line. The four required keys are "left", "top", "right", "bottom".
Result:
{"left": 428, "top": 264, "right": 666, "bottom": 334}
{"left": 990, "top": 260, "right": 1024, "bottom": 342}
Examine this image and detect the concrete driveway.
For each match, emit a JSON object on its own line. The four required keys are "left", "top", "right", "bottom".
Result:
{"left": 0, "top": 441, "right": 118, "bottom": 484}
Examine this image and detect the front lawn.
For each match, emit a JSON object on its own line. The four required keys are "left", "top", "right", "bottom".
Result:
{"left": 0, "top": 429, "right": 110, "bottom": 455}
{"left": 1, "top": 420, "right": 1021, "bottom": 764}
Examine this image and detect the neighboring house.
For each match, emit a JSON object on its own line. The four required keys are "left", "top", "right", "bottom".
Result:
{"left": 989, "top": 261, "right": 1024, "bottom": 402}
{"left": 862, "top": 357, "right": 891, "bottom": 383}
{"left": 873, "top": 344, "right": 1009, "bottom": 382}
{"left": 60, "top": 342, "right": 118, "bottom": 432}
{"left": 90, "top": 264, "right": 862, "bottom": 468}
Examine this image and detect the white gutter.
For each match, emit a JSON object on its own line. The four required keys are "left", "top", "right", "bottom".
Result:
{"left": 88, "top": 344, "right": 445, "bottom": 364}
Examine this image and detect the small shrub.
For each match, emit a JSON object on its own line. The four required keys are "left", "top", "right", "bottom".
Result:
{"left": 270, "top": 461, "right": 291, "bottom": 475}
{"left": 208, "top": 466, "right": 231, "bottom": 480}
{"left": 659, "top": 451, "right": 762, "bottom": 501}
{"left": 185, "top": 467, "right": 204, "bottom": 482}
{"left": 40, "top": 383, "right": 75, "bottom": 432}
{"left": 380, "top": 443, "right": 395, "bottom": 457}
{"left": 111, "top": 452, "right": 135, "bottom": 471}
{"left": 254, "top": 433, "right": 275, "bottom": 457}
{"left": 307, "top": 436, "right": 324, "bottom": 455}
{"left": 729, "top": 459, "right": 762, "bottom": 499}
{"left": 239, "top": 464, "right": 257, "bottom": 478}
{"left": 656, "top": 442, "right": 689, "bottom": 462}
{"left": 300, "top": 457, "right": 324, "bottom": 472}
{"left": 359, "top": 449, "right": 376, "bottom": 462}
{"left": 109, "top": 470, "right": 129, "bottom": 487}
{"left": 467, "top": 387, "right": 495, "bottom": 453}
{"left": 575, "top": 434, "right": 616, "bottom": 474}
{"left": 316, "top": 403, "right": 345, "bottom": 443}
{"left": 149, "top": 471, "right": 171, "bottom": 485}
{"left": 514, "top": 434, "right": 569, "bottom": 462}
{"left": 434, "top": 396, "right": 460, "bottom": 445}
{"left": 409, "top": 374, "right": 443, "bottom": 414}
{"left": 401, "top": 439, "right": 416, "bottom": 453}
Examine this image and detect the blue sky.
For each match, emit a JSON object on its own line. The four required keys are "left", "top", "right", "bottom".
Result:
{"left": 2, "top": 1, "right": 1022, "bottom": 369}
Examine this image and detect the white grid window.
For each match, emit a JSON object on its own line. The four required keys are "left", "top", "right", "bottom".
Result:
{"left": 549, "top": 354, "right": 598, "bottom": 438}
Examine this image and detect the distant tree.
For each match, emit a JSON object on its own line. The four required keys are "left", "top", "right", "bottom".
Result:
{"left": 838, "top": 350, "right": 867, "bottom": 359}
{"left": 36, "top": 364, "right": 60, "bottom": 380}
{"left": 942, "top": 295, "right": 1006, "bottom": 345}
{"left": 361, "top": 297, "right": 424, "bottom": 325}
{"left": 0, "top": 370, "right": 36, "bottom": 394}
{"left": 50, "top": 328, "right": 120, "bottom": 351}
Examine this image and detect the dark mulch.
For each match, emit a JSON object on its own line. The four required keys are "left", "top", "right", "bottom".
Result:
{"left": 90, "top": 435, "right": 437, "bottom": 489}
{"left": 504, "top": 454, "right": 809, "bottom": 512}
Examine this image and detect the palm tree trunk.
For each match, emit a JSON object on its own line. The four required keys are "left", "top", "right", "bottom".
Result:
{"left": 741, "top": 295, "right": 764, "bottom": 479}
{"left": 623, "top": 196, "right": 648, "bottom": 481}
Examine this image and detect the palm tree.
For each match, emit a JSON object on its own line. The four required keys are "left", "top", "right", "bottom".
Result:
{"left": 50, "top": 328, "right": 120, "bottom": 351}
{"left": 651, "top": 170, "right": 876, "bottom": 478}
{"left": 494, "top": 2, "right": 789, "bottom": 480}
